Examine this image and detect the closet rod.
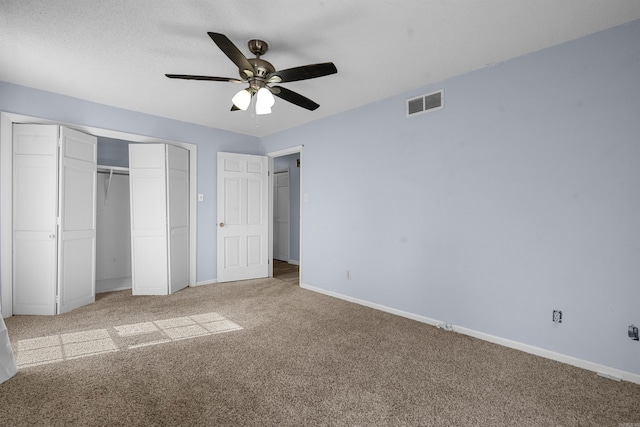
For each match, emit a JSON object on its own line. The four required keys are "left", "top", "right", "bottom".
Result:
{"left": 97, "top": 170, "right": 129, "bottom": 176}
{"left": 97, "top": 164, "right": 129, "bottom": 174}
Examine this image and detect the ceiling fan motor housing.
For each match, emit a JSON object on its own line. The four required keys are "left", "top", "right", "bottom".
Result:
{"left": 247, "top": 58, "right": 275, "bottom": 79}
{"left": 240, "top": 39, "right": 275, "bottom": 84}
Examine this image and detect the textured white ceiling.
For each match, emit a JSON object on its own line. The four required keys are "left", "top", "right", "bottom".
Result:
{"left": 2, "top": 1, "right": 640, "bottom": 137}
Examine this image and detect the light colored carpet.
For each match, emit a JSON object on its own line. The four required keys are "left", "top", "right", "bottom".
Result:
{"left": 1, "top": 265, "right": 639, "bottom": 426}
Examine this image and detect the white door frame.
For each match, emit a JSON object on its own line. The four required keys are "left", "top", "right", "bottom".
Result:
{"left": 1, "top": 112, "right": 198, "bottom": 317}
{"left": 266, "top": 145, "right": 303, "bottom": 280}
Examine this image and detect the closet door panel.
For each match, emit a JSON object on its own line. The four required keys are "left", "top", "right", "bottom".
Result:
{"left": 169, "top": 227, "right": 189, "bottom": 291}
{"left": 12, "top": 124, "right": 58, "bottom": 315}
{"left": 167, "top": 145, "right": 189, "bottom": 294}
{"left": 129, "top": 144, "right": 168, "bottom": 295}
{"left": 13, "top": 237, "right": 57, "bottom": 314}
{"left": 131, "top": 173, "right": 166, "bottom": 230}
{"left": 57, "top": 127, "right": 97, "bottom": 314}
{"left": 132, "top": 234, "right": 168, "bottom": 293}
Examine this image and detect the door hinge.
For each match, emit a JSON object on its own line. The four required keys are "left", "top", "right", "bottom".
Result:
{"left": 55, "top": 295, "right": 60, "bottom": 304}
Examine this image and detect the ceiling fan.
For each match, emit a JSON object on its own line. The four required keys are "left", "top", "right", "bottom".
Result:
{"left": 166, "top": 32, "right": 337, "bottom": 114}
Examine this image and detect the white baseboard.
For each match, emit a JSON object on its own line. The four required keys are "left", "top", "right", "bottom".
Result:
{"left": 454, "top": 325, "right": 640, "bottom": 385}
{"left": 300, "top": 283, "right": 640, "bottom": 385}
{"left": 300, "top": 283, "right": 441, "bottom": 326}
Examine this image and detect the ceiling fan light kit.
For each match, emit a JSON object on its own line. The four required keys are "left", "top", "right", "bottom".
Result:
{"left": 166, "top": 32, "right": 337, "bottom": 115}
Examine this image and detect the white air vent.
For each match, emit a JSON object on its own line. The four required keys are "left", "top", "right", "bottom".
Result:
{"left": 406, "top": 89, "right": 444, "bottom": 117}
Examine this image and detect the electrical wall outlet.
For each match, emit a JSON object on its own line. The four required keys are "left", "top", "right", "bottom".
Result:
{"left": 552, "top": 310, "right": 562, "bottom": 323}
{"left": 629, "top": 325, "right": 639, "bottom": 341}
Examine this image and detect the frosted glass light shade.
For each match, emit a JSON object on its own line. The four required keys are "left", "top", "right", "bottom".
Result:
{"left": 232, "top": 89, "right": 251, "bottom": 110}
{"left": 256, "top": 87, "right": 275, "bottom": 110}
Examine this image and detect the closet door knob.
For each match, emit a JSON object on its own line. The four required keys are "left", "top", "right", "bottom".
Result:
{"left": 219, "top": 222, "right": 224, "bottom": 227}
{"left": 49, "top": 234, "right": 56, "bottom": 239}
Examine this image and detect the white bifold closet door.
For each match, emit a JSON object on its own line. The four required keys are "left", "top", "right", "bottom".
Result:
{"left": 12, "top": 124, "right": 97, "bottom": 315}
{"left": 129, "top": 144, "right": 189, "bottom": 295}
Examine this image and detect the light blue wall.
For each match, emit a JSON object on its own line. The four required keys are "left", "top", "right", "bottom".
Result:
{"left": 261, "top": 20, "right": 640, "bottom": 375}
{"left": 0, "top": 81, "right": 261, "bottom": 283}
{"left": 274, "top": 154, "right": 300, "bottom": 262}
{"left": 97, "top": 137, "right": 131, "bottom": 168}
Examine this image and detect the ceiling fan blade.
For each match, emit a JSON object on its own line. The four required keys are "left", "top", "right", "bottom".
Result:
{"left": 268, "top": 62, "right": 337, "bottom": 83}
{"left": 270, "top": 86, "right": 320, "bottom": 111}
{"left": 165, "top": 74, "right": 244, "bottom": 83}
{"left": 208, "top": 32, "right": 255, "bottom": 77}
{"left": 231, "top": 104, "right": 240, "bottom": 111}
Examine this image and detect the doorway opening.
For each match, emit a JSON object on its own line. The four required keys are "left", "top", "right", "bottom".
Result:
{"left": 273, "top": 260, "right": 300, "bottom": 284}
{"left": 268, "top": 146, "right": 302, "bottom": 284}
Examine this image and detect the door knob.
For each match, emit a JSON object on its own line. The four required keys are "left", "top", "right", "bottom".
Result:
{"left": 219, "top": 222, "right": 224, "bottom": 227}
{"left": 49, "top": 234, "right": 56, "bottom": 239}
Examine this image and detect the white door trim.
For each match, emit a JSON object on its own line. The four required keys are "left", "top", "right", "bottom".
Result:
{"left": 1, "top": 111, "right": 198, "bottom": 317}
{"left": 266, "top": 145, "right": 303, "bottom": 281}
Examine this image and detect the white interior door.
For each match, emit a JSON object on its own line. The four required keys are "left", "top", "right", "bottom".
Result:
{"left": 129, "top": 144, "right": 168, "bottom": 295}
{"left": 217, "top": 152, "right": 269, "bottom": 282}
{"left": 57, "top": 127, "right": 97, "bottom": 314}
{"left": 167, "top": 145, "right": 189, "bottom": 294}
{"left": 273, "top": 170, "right": 290, "bottom": 262}
{"left": 12, "top": 124, "right": 59, "bottom": 315}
